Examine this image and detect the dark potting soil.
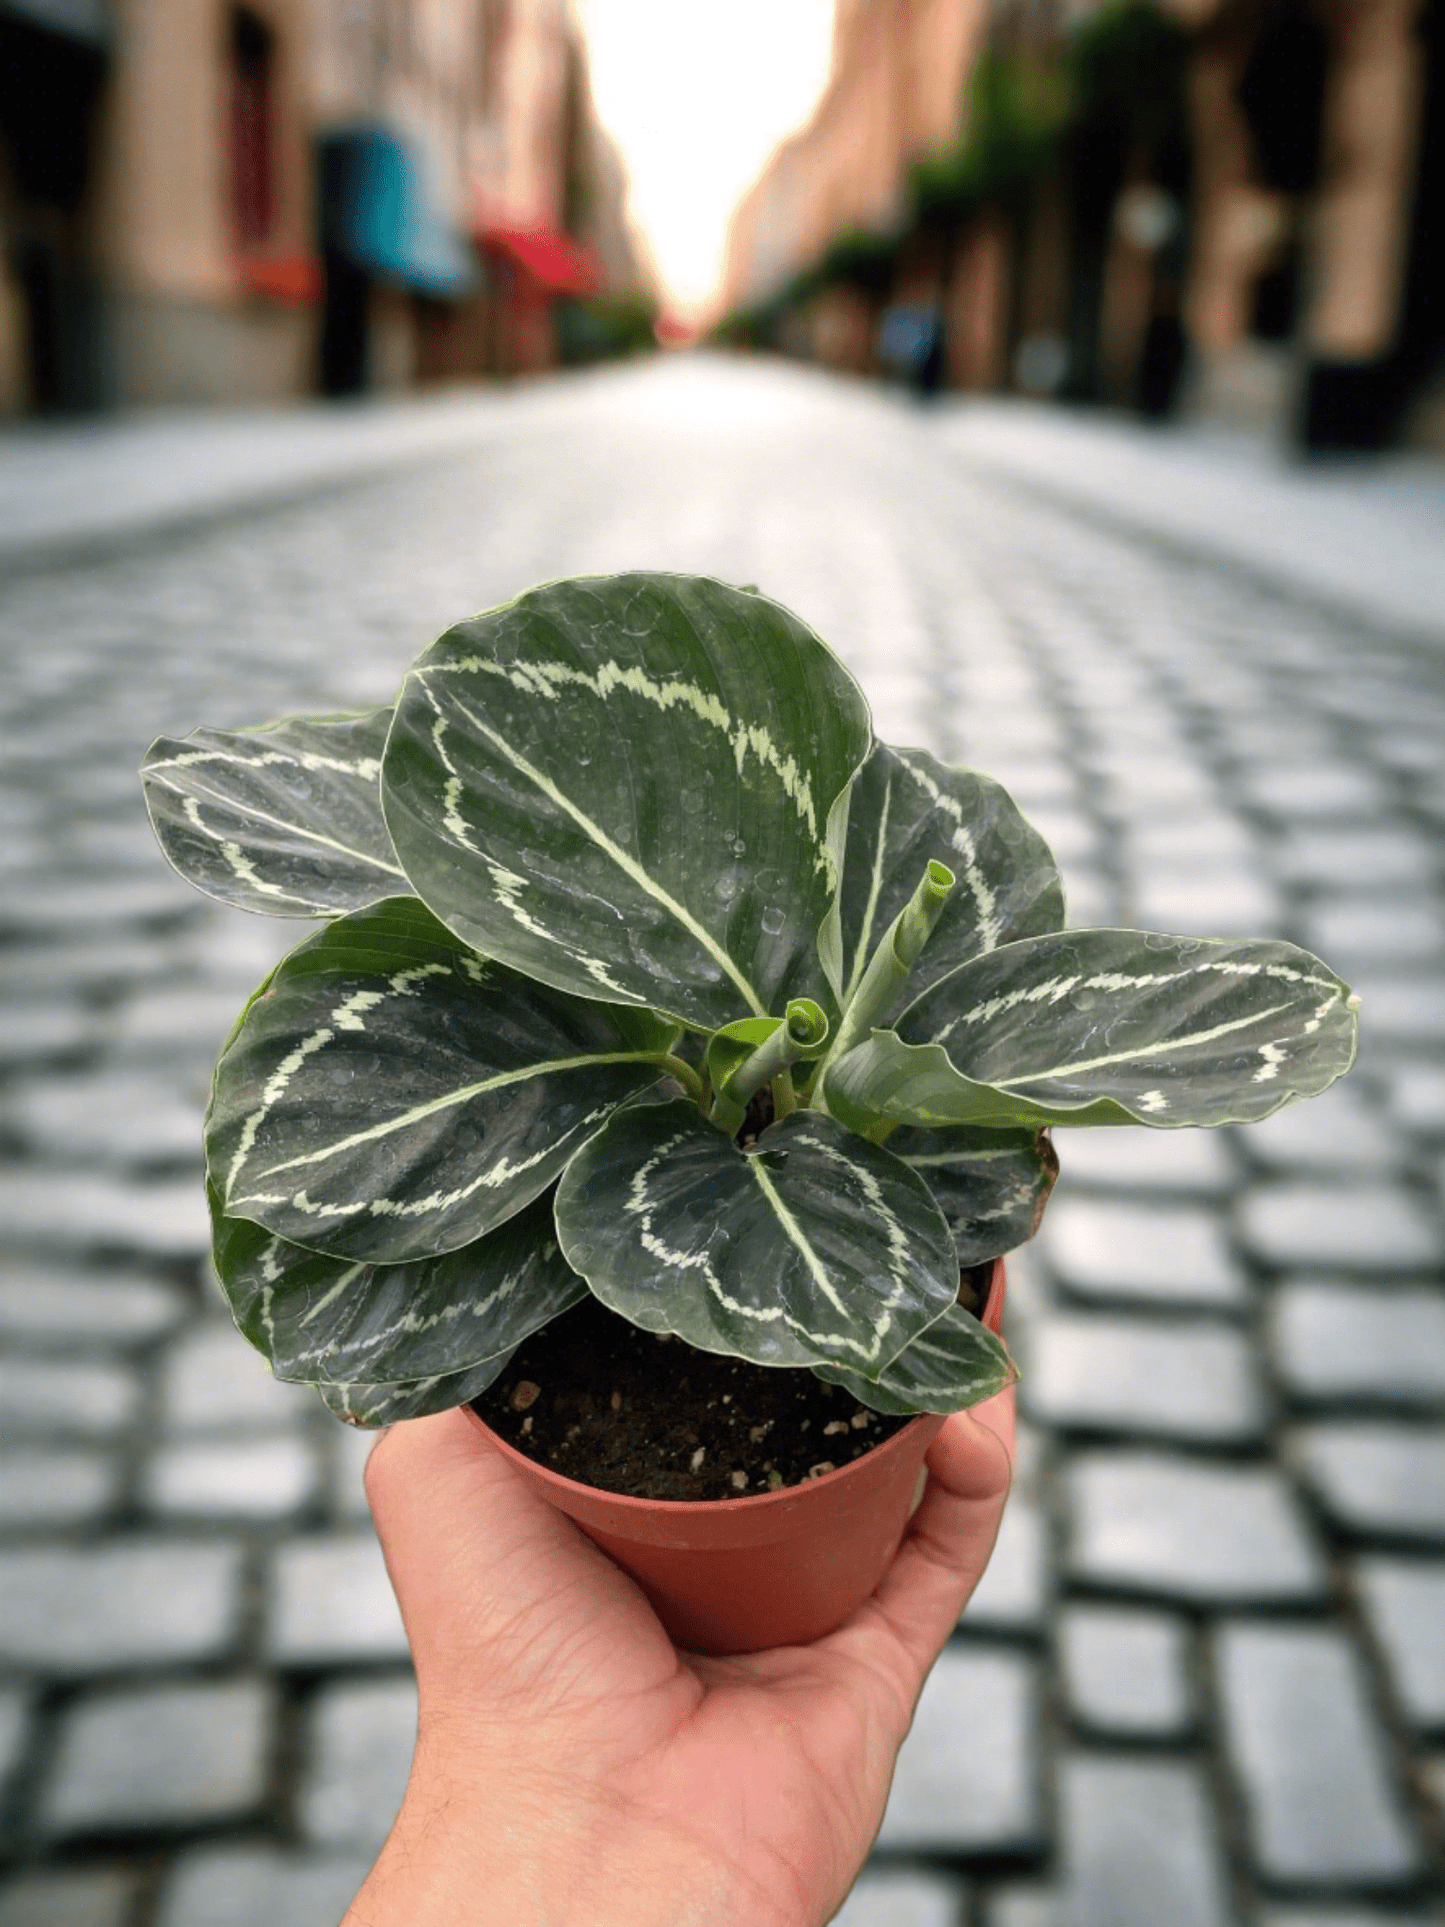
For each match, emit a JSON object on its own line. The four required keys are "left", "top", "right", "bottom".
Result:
{"left": 471, "top": 1261, "right": 995, "bottom": 1503}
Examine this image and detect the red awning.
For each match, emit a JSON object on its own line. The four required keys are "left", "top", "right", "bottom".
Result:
{"left": 480, "top": 225, "right": 600, "bottom": 298}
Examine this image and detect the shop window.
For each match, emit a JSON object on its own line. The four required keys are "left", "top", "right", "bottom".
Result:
{"left": 230, "top": 6, "right": 275, "bottom": 247}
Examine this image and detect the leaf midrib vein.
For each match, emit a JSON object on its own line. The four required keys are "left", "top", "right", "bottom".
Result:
{"left": 244, "top": 1050, "right": 666, "bottom": 1181}
{"left": 435, "top": 681, "right": 767, "bottom": 1016}
{"left": 988, "top": 997, "right": 1301, "bottom": 1088}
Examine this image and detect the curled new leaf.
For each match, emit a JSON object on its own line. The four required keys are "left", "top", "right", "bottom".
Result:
{"left": 819, "top": 742, "right": 1064, "bottom": 1013}
{"left": 382, "top": 573, "right": 872, "bottom": 1030}
{"left": 827, "top": 929, "right": 1358, "bottom": 1132}
{"left": 142, "top": 710, "right": 404, "bottom": 916}
{"left": 206, "top": 896, "right": 678, "bottom": 1263}
{"left": 554, "top": 1099, "right": 958, "bottom": 1375}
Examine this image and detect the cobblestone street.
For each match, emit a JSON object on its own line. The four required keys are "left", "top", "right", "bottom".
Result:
{"left": 0, "top": 357, "right": 1442, "bottom": 1927}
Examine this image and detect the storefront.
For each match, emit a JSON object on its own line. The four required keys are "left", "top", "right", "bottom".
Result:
{"left": 0, "top": 0, "right": 110, "bottom": 410}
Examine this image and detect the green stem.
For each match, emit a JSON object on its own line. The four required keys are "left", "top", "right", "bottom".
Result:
{"left": 811, "top": 859, "right": 955, "bottom": 1105}
{"left": 657, "top": 1053, "right": 707, "bottom": 1106}
{"left": 771, "top": 1069, "right": 798, "bottom": 1122}
{"left": 710, "top": 1000, "right": 828, "bottom": 1135}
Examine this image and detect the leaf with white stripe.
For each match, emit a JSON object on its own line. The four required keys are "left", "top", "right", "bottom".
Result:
{"left": 206, "top": 896, "right": 678, "bottom": 1263}
{"left": 319, "top": 1353, "right": 517, "bottom": 1428}
{"left": 381, "top": 573, "right": 872, "bottom": 1030}
{"left": 210, "top": 1188, "right": 585, "bottom": 1385}
{"left": 820, "top": 743, "right": 1064, "bottom": 1012}
{"left": 895, "top": 1125, "right": 1058, "bottom": 1264}
{"left": 815, "top": 1305, "right": 1016, "bottom": 1415}
{"left": 142, "top": 710, "right": 404, "bottom": 916}
{"left": 553, "top": 1099, "right": 958, "bottom": 1374}
{"left": 826, "top": 929, "right": 1358, "bottom": 1131}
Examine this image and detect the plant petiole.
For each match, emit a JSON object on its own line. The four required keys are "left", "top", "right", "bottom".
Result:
{"left": 657, "top": 1054, "right": 707, "bottom": 1105}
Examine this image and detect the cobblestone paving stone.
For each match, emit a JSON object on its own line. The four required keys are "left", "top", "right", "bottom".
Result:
{"left": 0, "top": 360, "right": 1441, "bottom": 1924}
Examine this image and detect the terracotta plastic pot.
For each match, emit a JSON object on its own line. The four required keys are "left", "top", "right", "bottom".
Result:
{"left": 465, "top": 1258, "right": 1007, "bottom": 1655}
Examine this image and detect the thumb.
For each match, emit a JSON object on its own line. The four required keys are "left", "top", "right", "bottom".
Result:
{"left": 862, "top": 1387, "right": 1015, "bottom": 1685}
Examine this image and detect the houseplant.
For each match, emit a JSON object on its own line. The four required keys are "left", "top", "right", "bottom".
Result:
{"left": 143, "top": 571, "right": 1357, "bottom": 1649}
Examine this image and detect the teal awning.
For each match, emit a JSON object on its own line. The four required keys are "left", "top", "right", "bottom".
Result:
{"left": 323, "top": 129, "right": 476, "bottom": 300}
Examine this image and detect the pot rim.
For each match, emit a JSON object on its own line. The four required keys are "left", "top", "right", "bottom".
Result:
{"left": 465, "top": 1255, "right": 1005, "bottom": 1519}
{"left": 466, "top": 1400, "right": 942, "bottom": 1517}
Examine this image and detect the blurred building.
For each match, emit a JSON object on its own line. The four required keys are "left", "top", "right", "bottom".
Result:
{"left": 719, "top": 0, "right": 1442, "bottom": 451}
{"left": 726, "top": 0, "right": 986, "bottom": 306}
{"left": 0, "top": 0, "right": 653, "bottom": 413}
{"left": 1177, "top": 0, "right": 1441, "bottom": 446}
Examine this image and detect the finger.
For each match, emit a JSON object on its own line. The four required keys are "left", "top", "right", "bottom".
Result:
{"left": 364, "top": 1411, "right": 590, "bottom": 1657}
{"left": 365, "top": 1411, "right": 671, "bottom": 1701}
{"left": 364, "top": 1407, "right": 545, "bottom": 1565}
{"left": 963, "top": 1380, "right": 1015, "bottom": 1461}
{"left": 862, "top": 1391, "right": 1014, "bottom": 1687}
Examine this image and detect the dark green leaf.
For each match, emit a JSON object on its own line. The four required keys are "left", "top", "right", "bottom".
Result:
{"left": 142, "top": 710, "right": 404, "bottom": 916}
{"left": 827, "top": 929, "right": 1358, "bottom": 1131}
{"left": 894, "top": 1125, "right": 1058, "bottom": 1263}
{"left": 554, "top": 1099, "right": 958, "bottom": 1375}
{"left": 211, "top": 1188, "right": 585, "bottom": 1386}
{"left": 815, "top": 1304, "right": 1016, "bottom": 1414}
{"left": 319, "top": 1354, "right": 516, "bottom": 1428}
{"left": 381, "top": 573, "right": 872, "bottom": 1030}
{"left": 820, "top": 743, "right": 1064, "bottom": 1013}
{"left": 206, "top": 897, "right": 677, "bottom": 1262}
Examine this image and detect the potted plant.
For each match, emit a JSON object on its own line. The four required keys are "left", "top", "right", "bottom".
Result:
{"left": 142, "top": 572, "right": 1357, "bottom": 1653}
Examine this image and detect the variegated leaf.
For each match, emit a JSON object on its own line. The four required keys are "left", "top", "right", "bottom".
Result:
{"left": 894, "top": 1125, "right": 1058, "bottom": 1264}
{"left": 142, "top": 710, "right": 404, "bottom": 916}
{"left": 815, "top": 1305, "right": 1016, "bottom": 1415}
{"left": 319, "top": 1352, "right": 517, "bottom": 1428}
{"left": 820, "top": 743, "right": 1064, "bottom": 1011}
{"left": 381, "top": 573, "right": 872, "bottom": 1031}
{"left": 206, "top": 897, "right": 677, "bottom": 1263}
{"left": 553, "top": 1098, "right": 958, "bottom": 1375}
{"left": 827, "top": 930, "right": 1357, "bottom": 1131}
{"left": 210, "top": 1188, "right": 585, "bottom": 1386}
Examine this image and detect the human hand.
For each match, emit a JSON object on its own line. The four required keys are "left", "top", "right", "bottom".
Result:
{"left": 345, "top": 1390, "right": 1013, "bottom": 1927}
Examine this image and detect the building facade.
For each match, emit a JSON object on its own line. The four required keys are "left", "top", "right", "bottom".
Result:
{"left": 0, "top": 0, "right": 651, "bottom": 412}
{"left": 723, "top": 0, "right": 988, "bottom": 314}
{"left": 719, "top": 0, "right": 1442, "bottom": 450}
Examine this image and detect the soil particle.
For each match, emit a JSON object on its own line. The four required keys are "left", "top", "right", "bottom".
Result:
{"left": 472, "top": 1264, "right": 994, "bottom": 1502}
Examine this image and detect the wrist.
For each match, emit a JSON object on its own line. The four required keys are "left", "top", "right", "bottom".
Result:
{"left": 346, "top": 1748, "right": 803, "bottom": 1927}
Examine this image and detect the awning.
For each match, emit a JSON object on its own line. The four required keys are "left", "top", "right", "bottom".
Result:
{"left": 245, "top": 256, "right": 324, "bottom": 305}
{"left": 480, "top": 225, "right": 601, "bottom": 299}
{"left": 321, "top": 130, "right": 476, "bottom": 300}
{"left": 0, "top": 0, "right": 110, "bottom": 47}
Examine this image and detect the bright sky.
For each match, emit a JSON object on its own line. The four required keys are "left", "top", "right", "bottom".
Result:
{"left": 575, "top": 0, "right": 836, "bottom": 322}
